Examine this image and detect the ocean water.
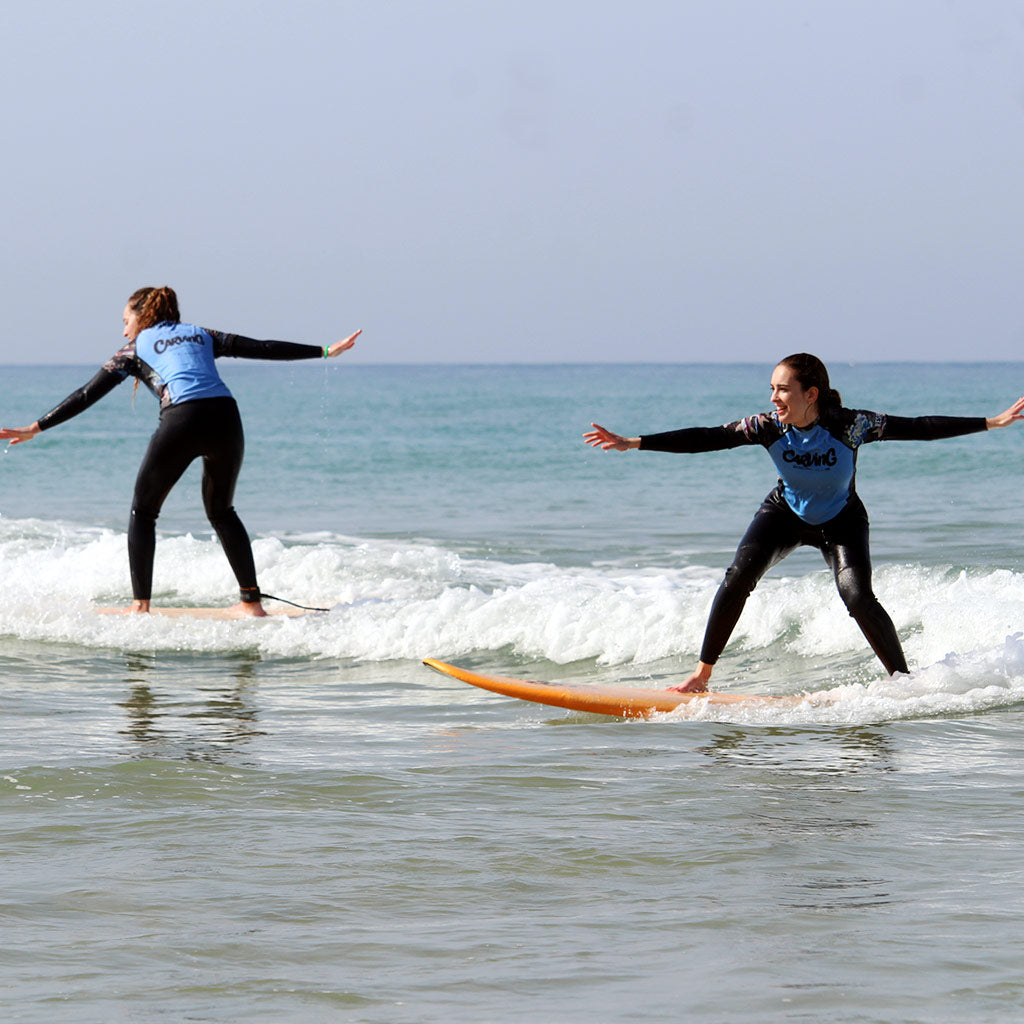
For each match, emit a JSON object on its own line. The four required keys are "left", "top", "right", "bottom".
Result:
{"left": 2, "top": 361, "right": 1024, "bottom": 1023}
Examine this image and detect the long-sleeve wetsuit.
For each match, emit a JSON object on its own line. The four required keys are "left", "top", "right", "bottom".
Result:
{"left": 36, "top": 324, "right": 323, "bottom": 602}
{"left": 640, "top": 407, "right": 988, "bottom": 674}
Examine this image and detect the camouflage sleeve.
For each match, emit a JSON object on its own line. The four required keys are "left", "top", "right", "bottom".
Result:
{"left": 840, "top": 409, "right": 888, "bottom": 447}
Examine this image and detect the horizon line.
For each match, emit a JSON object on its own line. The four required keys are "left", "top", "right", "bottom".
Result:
{"left": 4, "top": 358, "right": 1024, "bottom": 369}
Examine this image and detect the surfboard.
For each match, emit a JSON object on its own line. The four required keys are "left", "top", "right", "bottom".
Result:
{"left": 95, "top": 605, "right": 310, "bottom": 619}
{"left": 422, "top": 658, "right": 812, "bottom": 718}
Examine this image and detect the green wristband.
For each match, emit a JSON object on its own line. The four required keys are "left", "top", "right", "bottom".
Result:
{"left": 323, "top": 345, "right": 330, "bottom": 359}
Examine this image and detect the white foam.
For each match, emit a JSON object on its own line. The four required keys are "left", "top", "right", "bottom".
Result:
{"left": 653, "top": 633, "right": 1024, "bottom": 726}
{"left": 3, "top": 516, "right": 1024, "bottom": 722}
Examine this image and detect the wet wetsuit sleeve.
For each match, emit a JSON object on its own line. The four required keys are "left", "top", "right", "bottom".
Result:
{"left": 879, "top": 415, "right": 988, "bottom": 441}
{"left": 208, "top": 331, "right": 323, "bottom": 361}
{"left": 36, "top": 367, "right": 126, "bottom": 431}
{"left": 639, "top": 417, "right": 763, "bottom": 453}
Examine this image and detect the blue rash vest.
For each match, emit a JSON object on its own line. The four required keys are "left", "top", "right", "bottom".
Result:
{"left": 759, "top": 416, "right": 863, "bottom": 524}
{"left": 134, "top": 322, "right": 232, "bottom": 406}
{"left": 639, "top": 407, "right": 988, "bottom": 526}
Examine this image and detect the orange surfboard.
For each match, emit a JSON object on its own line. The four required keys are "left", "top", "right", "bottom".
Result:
{"left": 423, "top": 658, "right": 810, "bottom": 718}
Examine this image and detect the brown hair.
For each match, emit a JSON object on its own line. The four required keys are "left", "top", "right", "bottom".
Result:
{"left": 127, "top": 286, "right": 181, "bottom": 331}
{"left": 777, "top": 352, "right": 842, "bottom": 414}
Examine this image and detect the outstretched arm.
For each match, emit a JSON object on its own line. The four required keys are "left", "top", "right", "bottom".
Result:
{"left": 583, "top": 423, "right": 641, "bottom": 451}
{"left": 213, "top": 328, "right": 362, "bottom": 361}
{"left": 1, "top": 364, "right": 127, "bottom": 443}
{"left": 986, "top": 396, "right": 1024, "bottom": 429}
{"left": 584, "top": 420, "right": 752, "bottom": 453}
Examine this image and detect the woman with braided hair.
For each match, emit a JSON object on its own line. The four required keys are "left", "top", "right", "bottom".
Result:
{"left": 585, "top": 353, "right": 1024, "bottom": 692}
{"left": 1, "top": 286, "right": 360, "bottom": 616}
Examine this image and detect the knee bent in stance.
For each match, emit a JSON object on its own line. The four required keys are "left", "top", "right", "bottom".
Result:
{"left": 834, "top": 567, "right": 880, "bottom": 620}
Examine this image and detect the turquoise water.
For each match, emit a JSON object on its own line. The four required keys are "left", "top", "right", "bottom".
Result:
{"left": 2, "top": 362, "right": 1024, "bottom": 1022}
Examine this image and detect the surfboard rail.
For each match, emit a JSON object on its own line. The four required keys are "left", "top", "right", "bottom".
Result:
{"left": 422, "top": 658, "right": 804, "bottom": 718}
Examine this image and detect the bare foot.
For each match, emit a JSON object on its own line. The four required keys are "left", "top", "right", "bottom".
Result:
{"left": 667, "top": 663, "right": 712, "bottom": 693}
{"left": 104, "top": 600, "right": 150, "bottom": 615}
{"left": 228, "top": 601, "right": 268, "bottom": 618}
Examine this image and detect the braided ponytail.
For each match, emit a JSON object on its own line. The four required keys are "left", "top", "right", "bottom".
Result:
{"left": 127, "top": 286, "right": 181, "bottom": 332}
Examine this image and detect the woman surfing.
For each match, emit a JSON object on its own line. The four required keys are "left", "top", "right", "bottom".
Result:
{"left": 584, "top": 353, "right": 1024, "bottom": 692}
{"left": 1, "top": 286, "right": 360, "bottom": 617}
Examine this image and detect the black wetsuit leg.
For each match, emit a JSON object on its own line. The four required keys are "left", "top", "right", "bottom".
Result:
{"left": 197, "top": 400, "right": 260, "bottom": 601}
{"left": 699, "top": 498, "right": 801, "bottom": 665}
{"left": 816, "top": 497, "right": 909, "bottom": 676}
{"left": 128, "top": 397, "right": 258, "bottom": 601}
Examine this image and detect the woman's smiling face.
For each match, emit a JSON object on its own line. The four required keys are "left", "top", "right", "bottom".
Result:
{"left": 770, "top": 363, "right": 819, "bottom": 428}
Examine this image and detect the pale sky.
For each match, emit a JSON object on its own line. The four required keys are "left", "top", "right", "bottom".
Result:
{"left": 3, "top": 0, "right": 1024, "bottom": 364}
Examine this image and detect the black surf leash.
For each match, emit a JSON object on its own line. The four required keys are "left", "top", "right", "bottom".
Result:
{"left": 259, "top": 592, "right": 331, "bottom": 613}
